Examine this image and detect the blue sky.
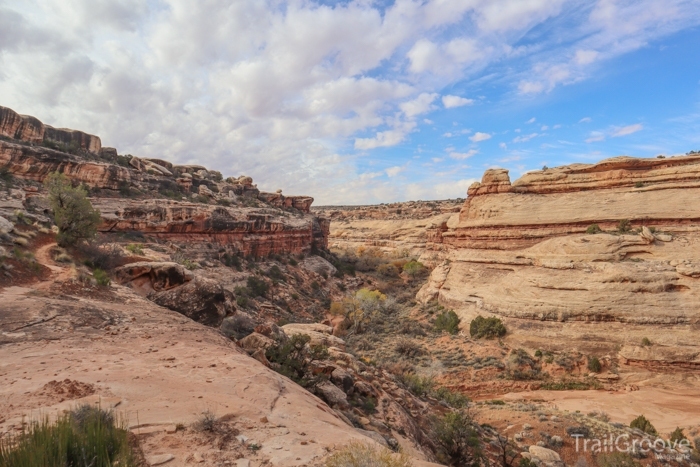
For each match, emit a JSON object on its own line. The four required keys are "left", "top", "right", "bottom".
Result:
{"left": 1, "top": 0, "right": 700, "bottom": 204}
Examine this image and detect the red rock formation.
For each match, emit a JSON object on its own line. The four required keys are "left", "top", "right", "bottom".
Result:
{"left": 0, "top": 105, "right": 101, "bottom": 152}
{"left": 95, "top": 199, "right": 328, "bottom": 256}
{"left": 0, "top": 140, "right": 130, "bottom": 190}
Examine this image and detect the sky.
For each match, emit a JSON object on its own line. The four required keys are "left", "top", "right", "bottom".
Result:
{"left": 1, "top": 0, "right": 700, "bottom": 205}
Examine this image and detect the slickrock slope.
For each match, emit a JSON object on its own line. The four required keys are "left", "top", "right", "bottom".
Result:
{"left": 0, "top": 285, "right": 428, "bottom": 467}
{"left": 420, "top": 155, "right": 700, "bottom": 371}
{"left": 315, "top": 200, "right": 462, "bottom": 256}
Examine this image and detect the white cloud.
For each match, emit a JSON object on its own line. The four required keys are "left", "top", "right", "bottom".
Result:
{"left": 540, "top": 125, "right": 549, "bottom": 131}
{"left": 612, "top": 123, "right": 644, "bottom": 137}
{"left": 385, "top": 165, "right": 407, "bottom": 177}
{"left": 449, "top": 149, "right": 478, "bottom": 160}
{"left": 585, "top": 131, "right": 606, "bottom": 143}
{"left": 499, "top": 142, "right": 507, "bottom": 150}
{"left": 400, "top": 93, "right": 439, "bottom": 117}
{"left": 579, "top": 117, "right": 592, "bottom": 123}
{"left": 575, "top": 49, "right": 599, "bottom": 65}
{"left": 442, "top": 95, "right": 474, "bottom": 108}
{"left": 526, "top": 117, "right": 536, "bottom": 124}
{"left": 513, "top": 133, "right": 538, "bottom": 143}
{"left": 469, "top": 132, "right": 492, "bottom": 142}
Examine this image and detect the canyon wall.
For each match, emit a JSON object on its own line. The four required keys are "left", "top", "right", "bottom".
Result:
{"left": 0, "top": 104, "right": 327, "bottom": 255}
{"left": 420, "top": 155, "right": 700, "bottom": 371}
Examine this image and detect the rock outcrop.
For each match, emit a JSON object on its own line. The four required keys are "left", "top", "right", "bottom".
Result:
{"left": 421, "top": 155, "right": 700, "bottom": 368}
{"left": 94, "top": 199, "right": 328, "bottom": 256}
{"left": 1, "top": 105, "right": 101, "bottom": 152}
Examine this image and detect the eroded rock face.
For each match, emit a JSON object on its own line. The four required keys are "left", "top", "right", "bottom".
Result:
{"left": 421, "top": 155, "right": 700, "bottom": 366}
{"left": 94, "top": 199, "right": 328, "bottom": 257}
{"left": 149, "top": 276, "right": 233, "bottom": 327}
{"left": 114, "top": 262, "right": 194, "bottom": 293}
{"left": 1, "top": 105, "right": 101, "bottom": 152}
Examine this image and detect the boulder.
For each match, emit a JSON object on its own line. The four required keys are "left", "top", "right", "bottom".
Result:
{"left": 528, "top": 446, "right": 562, "bottom": 467}
{"left": 640, "top": 226, "right": 655, "bottom": 243}
{"left": 199, "top": 185, "right": 215, "bottom": 197}
{"left": 0, "top": 215, "right": 13, "bottom": 234}
{"left": 356, "top": 428, "right": 388, "bottom": 447}
{"left": 331, "top": 367, "right": 354, "bottom": 392}
{"left": 281, "top": 323, "right": 346, "bottom": 350}
{"left": 238, "top": 332, "right": 277, "bottom": 352}
{"left": 315, "top": 381, "right": 349, "bottom": 409}
{"left": 300, "top": 256, "right": 337, "bottom": 277}
{"left": 114, "top": 262, "right": 194, "bottom": 292}
{"left": 149, "top": 277, "right": 233, "bottom": 327}
{"left": 254, "top": 323, "right": 288, "bottom": 342}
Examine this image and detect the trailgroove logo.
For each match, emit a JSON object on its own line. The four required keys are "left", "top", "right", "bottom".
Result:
{"left": 573, "top": 434, "right": 691, "bottom": 460}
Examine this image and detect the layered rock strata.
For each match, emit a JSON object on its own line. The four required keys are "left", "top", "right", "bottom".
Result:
{"left": 420, "top": 155, "right": 700, "bottom": 371}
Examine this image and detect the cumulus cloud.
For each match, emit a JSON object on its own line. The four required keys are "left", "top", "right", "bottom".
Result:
{"left": 449, "top": 149, "right": 478, "bottom": 160}
{"left": 442, "top": 95, "right": 474, "bottom": 108}
{"left": 469, "top": 132, "right": 492, "bottom": 142}
{"left": 0, "top": 0, "right": 696, "bottom": 204}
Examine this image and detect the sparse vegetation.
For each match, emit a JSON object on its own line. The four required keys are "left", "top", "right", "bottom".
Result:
{"left": 434, "top": 309, "right": 460, "bottom": 334}
{"left": 586, "top": 224, "right": 602, "bottom": 234}
{"left": 45, "top": 172, "right": 101, "bottom": 247}
{"left": 469, "top": 315, "right": 506, "bottom": 339}
{"left": 587, "top": 356, "right": 602, "bottom": 373}
{"left": 93, "top": 268, "right": 110, "bottom": 286}
{"left": 597, "top": 452, "right": 640, "bottom": 467}
{"left": 325, "top": 442, "right": 411, "bottom": 467}
{"left": 246, "top": 275, "right": 269, "bottom": 297}
{"left": 630, "top": 415, "right": 657, "bottom": 436}
{"left": 669, "top": 427, "right": 687, "bottom": 443}
{"left": 265, "top": 334, "right": 329, "bottom": 387}
{"left": 640, "top": 337, "right": 652, "bottom": 347}
{"left": 0, "top": 405, "right": 136, "bottom": 467}
{"left": 617, "top": 219, "right": 631, "bottom": 233}
{"left": 403, "top": 259, "right": 426, "bottom": 279}
{"left": 194, "top": 410, "right": 219, "bottom": 432}
{"left": 125, "top": 243, "right": 144, "bottom": 255}
{"left": 431, "top": 411, "right": 481, "bottom": 467}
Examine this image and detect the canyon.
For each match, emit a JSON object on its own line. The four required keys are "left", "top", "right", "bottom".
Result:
{"left": 1, "top": 104, "right": 699, "bottom": 467}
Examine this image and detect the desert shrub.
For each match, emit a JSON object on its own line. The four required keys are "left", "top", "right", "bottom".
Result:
{"left": 669, "top": 427, "right": 687, "bottom": 443}
{"left": 325, "top": 441, "right": 411, "bottom": 467}
{"left": 432, "top": 387, "right": 470, "bottom": 409}
{"left": 640, "top": 337, "right": 652, "bottom": 347}
{"left": 246, "top": 276, "right": 268, "bottom": 297}
{"left": 630, "top": 415, "right": 657, "bottom": 436}
{"left": 220, "top": 314, "right": 255, "bottom": 339}
{"left": 265, "top": 334, "right": 328, "bottom": 387}
{"left": 403, "top": 259, "right": 426, "bottom": 279}
{"left": 534, "top": 350, "right": 543, "bottom": 358}
{"left": 267, "top": 265, "right": 286, "bottom": 282}
{"left": 597, "top": 452, "right": 640, "bottom": 467}
{"left": 469, "top": 316, "right": 506, "bottom": 339}
{"left": 520, "top": 458, "right": 537, "bottom": 467}
{"left": 587, "top": 356, "right": 602, "bottom": 373}
{"left": 236, "top": 295, "right": 249, "bottom": 308}
{"left": 0, "top": 406, "right": 135, "bottom": 467}
{"left": 194, "top": 410, "right": 218, "bottom": 432}
{"left": 541, "top": 379, "right": 600, "bottom": 391}
{"left": 288, "top": 257, "right": 298, "bottom": 266}
{"left": 505, "top": 349, "right": 542, "bottom": 381}
{"left": 93, "top": 268, "right": 110, "bottom": 287}
{"left": 222, "top": 252, "right": 242, "bottom": 270}
{"left": 125, "top": 243, "right": 144, "bottom": 255}
{"left": 586, "top": 224, "right": 602, "bottom": 234}
{"left": 634, "top": 182, "right": 644, "bottom": 188}
{"left": 394, "top": 338, "right": 423, "bottom": 357}
{"left": 617, "top": 219, "right": 631, "bottom": 233}
{"left": 434, "top": 310, "right": 460, "bottom": 334}
{"left": 432, "top": 412, "right": 481, "bottom": 466}
{"left": 397, "top": 373, "right": 468, "bottom": 408}
{"left": 216, "top": 198, "right": 232, "bottom": 207}
{"left": 45, "top": 172, "right": 101, "bottom": 247}
{"left": 377, "top": 263, "right": 400, "bottom": 278}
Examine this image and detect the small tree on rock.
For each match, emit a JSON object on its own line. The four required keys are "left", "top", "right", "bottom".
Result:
{"left": 45, "top": 172, "right": 101, "bottom": 247}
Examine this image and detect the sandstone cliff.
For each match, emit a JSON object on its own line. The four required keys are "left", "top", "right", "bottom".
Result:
{"left": 420, "top": 155, "right": 700, "bottom": 372}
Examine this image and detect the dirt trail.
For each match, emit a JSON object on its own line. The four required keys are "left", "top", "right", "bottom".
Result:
{"left": 34, "top": 242, "right": 74, "bottom": 285}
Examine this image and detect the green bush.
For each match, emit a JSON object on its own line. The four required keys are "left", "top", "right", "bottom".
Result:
{"left": 434, "top": 310, "right": 460, "bottom": 334}
{"left": 403, "top": 260, "right": 425, "bottom": 279}
{"left": 45, "top": 172, "right": 101, "bottom": 247}
{"left": 247, "top": 276, "right": 269, "bottom": 297}
{"left": 640, "top": 337, "right": 652, "bottom": 347}
{"left": 669, "top": 427, "right": 687, "bottom": 443}
{"left": 634, "top": 182, "right": 644, "bottom": 188}
{"left": 125, "top": 243, "right": 143, "bottom": 255}
{"left": 586, "top": 224, "right": 602, "bottom": 234}
{"left": 265, "top": 334, "right": 328, "bottom": 387}
{"left": 397, "top": 373, "right": 469, "bottom": 408}
{"left": 267, "top": 265, "right": 286, "bottom": 282}
{"left": 222, "top": 253, "right": 242, "bottom": 271}
{"left": 617, "top": 219, "right": 631, "bottom": 233}
{"left": 93, "top": 268, "right": 110, "bottom": 287}
{"left": 432, "top": 412, "right": 481, "bottom": 466}
{"left": 588, "top": 356, "right": 602, "bottom": 373}
{"left": 469, "top": 316, "right": 506, "bottom": 339}
{"left": 0, "top": 405, "right": 136, "bottom": 467}
{"left": 630, "top": 415, "right": 657, "bottom": 436}
{"left": 377, "top": 263, "right": 400, "bottom": 278}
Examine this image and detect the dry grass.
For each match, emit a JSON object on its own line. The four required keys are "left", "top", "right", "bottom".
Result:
{"left": 326, "top": 442, "right": 412, "bottom": 467}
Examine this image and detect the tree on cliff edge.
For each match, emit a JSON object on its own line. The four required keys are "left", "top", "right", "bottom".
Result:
{"left": 45, "top": 172, "right": 101, "bottom": 247}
